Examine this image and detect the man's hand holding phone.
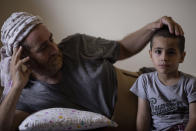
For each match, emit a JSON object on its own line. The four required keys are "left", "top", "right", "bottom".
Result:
{"left": 10, "top": 46, "right": 31, "bottom": 89}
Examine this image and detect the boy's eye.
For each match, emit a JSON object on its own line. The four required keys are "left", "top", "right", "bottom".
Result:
{"left": 154, "top": 49, "right": 162, "bottom": 55}
{"left": 167, "top": 50, "right": 176, "bottom": 55}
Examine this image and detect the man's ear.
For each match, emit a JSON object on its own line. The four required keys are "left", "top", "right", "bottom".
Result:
{"left": 21, "top": 46, "right": 32, "bottom": 67}
{"left": 179, "top": 51, "right": 186, "bottom": 63}
{"left": 21, "top": 44, "right": 30, "bottom": 58}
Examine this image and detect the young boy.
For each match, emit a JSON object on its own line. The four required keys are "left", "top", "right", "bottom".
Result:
{"left": 130, "top": 27, "right": 196, "bottom": 131}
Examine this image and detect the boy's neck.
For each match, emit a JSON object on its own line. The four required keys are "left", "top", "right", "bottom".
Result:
{"left": 157, "top": 71, "right": 181, "bottom": 86}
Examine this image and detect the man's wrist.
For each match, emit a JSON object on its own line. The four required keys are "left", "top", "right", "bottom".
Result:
{"left": 146, "top": 22, "right": 157, "bottom": 32}
{"left": 142, "top": 23, "right": 157, "bottom": 37}
{"left": 12, "top": 82, "right": 24, "bottom": 91}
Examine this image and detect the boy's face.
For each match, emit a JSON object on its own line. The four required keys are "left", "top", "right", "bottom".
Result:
{"left": 149, "top": 36, "right": 186, "bottom": 75}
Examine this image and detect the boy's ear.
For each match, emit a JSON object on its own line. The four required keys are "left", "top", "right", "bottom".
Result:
{"left": 179, "top": 52, "right": 186, "bottom": 63}
{"left": 149, "top": 49, "right": 152, "bottom": 59}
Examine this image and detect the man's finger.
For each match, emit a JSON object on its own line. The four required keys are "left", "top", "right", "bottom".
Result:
{"left": 21, "top": 56, "right": 30, "bottom": 64}
{"left": 15, "top": 56, "right": 30, "bottom": 70}
{"left": 177, "top": 23, "right": 184, "bottom": 36}
{"left": 15, "top": 46, "right": 23, "bottom": 62}
{"left": 13, "top": 47, "right": 18, "bottom": 56}
{"left": 174, "top": 24, "right": 180, "bottom": 36}
{"left": 12, "top": 47, "right": 19, "bottom": 64}
{"left": 161, "top": 16, "right": 175, "bottom": 34}
{"left": 21, "top": 64, "right": 27, "bottom": 72}
{"left": 152, "top": 21, "right": 162, "bottom": 30}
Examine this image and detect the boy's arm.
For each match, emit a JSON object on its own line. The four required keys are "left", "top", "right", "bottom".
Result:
{"left": 137, "top": 97, "right": 151, "bottom": 131}
{"left": 185, "top": 102, "right": 196, "bottom": 131}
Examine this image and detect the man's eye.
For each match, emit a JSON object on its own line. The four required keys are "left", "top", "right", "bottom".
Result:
{"left": 50, "top": 37, "right": 54, "bottom": 42}
{"left": 37, "top": 45, "right": 47, "bottom": 52}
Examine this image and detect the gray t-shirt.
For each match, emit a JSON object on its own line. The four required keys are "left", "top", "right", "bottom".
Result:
{"left": 130, "top": 71, "right": 196, "bottom": 131}
{"left": 15, "top": 34, "right": 120, "bottom": 118}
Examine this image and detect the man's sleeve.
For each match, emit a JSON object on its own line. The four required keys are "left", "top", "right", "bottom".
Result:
{"left": 130, "top": 74, "right": 148, "bottom": 100}
{"left": 16, "top": 97, "right": 33, "bottom": 114}
{"left": 79, "top": 34, "right": 120, "bottom": 63}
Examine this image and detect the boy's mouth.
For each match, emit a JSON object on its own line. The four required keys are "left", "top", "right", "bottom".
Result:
{"left": 158, "top": 64, "right": 170, "bottom": 68}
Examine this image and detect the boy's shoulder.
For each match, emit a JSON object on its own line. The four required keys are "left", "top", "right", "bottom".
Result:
{"left": 180, "top": 71, "right": 196, "bottom": 82}
{"left": 140, "top": 71, "right": 196, "bottom": 80}
{"left": 138, "top": 71, "right": 157, "bottom": 81}
{"left": 139, "top": 71, "right": 157, "bottom": 77}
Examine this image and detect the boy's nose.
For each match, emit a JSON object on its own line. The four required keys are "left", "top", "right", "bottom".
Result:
{"left": 161, "top": 52, "right": 169, "bottom": 61}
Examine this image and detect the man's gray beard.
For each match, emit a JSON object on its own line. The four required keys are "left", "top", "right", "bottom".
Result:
{"left": 32, "top": 53, "right": 63, "bottom": 78}
{"left": 33, "top": 61, "right": 62, "bottom": 78}
{"left": 38, "top": 66, "right": 60, "bottom": 77}
{"left": 39, "top": 60, "right": 63, "bottom": 77}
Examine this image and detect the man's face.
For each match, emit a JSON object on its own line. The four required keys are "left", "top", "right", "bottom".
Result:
{"left": 149, "top": 36, "right": 185, "bottom": 75}
{"left": 24, "top": 24, "right": 63, "bottom": 76}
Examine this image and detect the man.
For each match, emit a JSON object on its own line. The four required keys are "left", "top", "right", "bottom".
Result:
{"left": 0, "top": 12, "right": 183, "bottom": 130}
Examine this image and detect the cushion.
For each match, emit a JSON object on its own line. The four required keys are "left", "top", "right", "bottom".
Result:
{"left": 19, "top": 108, "right": 118, "bottom": 131}
{"left": 112, "top": 67, "right": 138, "bottom": 130}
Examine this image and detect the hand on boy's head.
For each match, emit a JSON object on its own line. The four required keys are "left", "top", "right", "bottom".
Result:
{"left": 150, "top": 16, "right": 184, "bottom": 36}
{"left": 160, "top": 16, "right": 184, "bottom": 36}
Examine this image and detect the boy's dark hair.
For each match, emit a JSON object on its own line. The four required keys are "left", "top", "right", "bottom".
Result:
{"left": 150, "top": 26, "right": 185, "bottom": 53}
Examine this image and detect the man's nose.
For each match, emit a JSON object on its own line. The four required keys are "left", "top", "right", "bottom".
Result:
{"left": 50, "top": 42, "right": 58, "bottom": 55}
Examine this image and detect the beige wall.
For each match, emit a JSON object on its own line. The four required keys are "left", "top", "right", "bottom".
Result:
{"left": 0, "top": 0, "right": 196, "bottom": 75}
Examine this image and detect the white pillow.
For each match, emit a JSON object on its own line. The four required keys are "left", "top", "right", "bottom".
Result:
{"left": 19, "top": 108, "right": 118, "bottom": 131}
